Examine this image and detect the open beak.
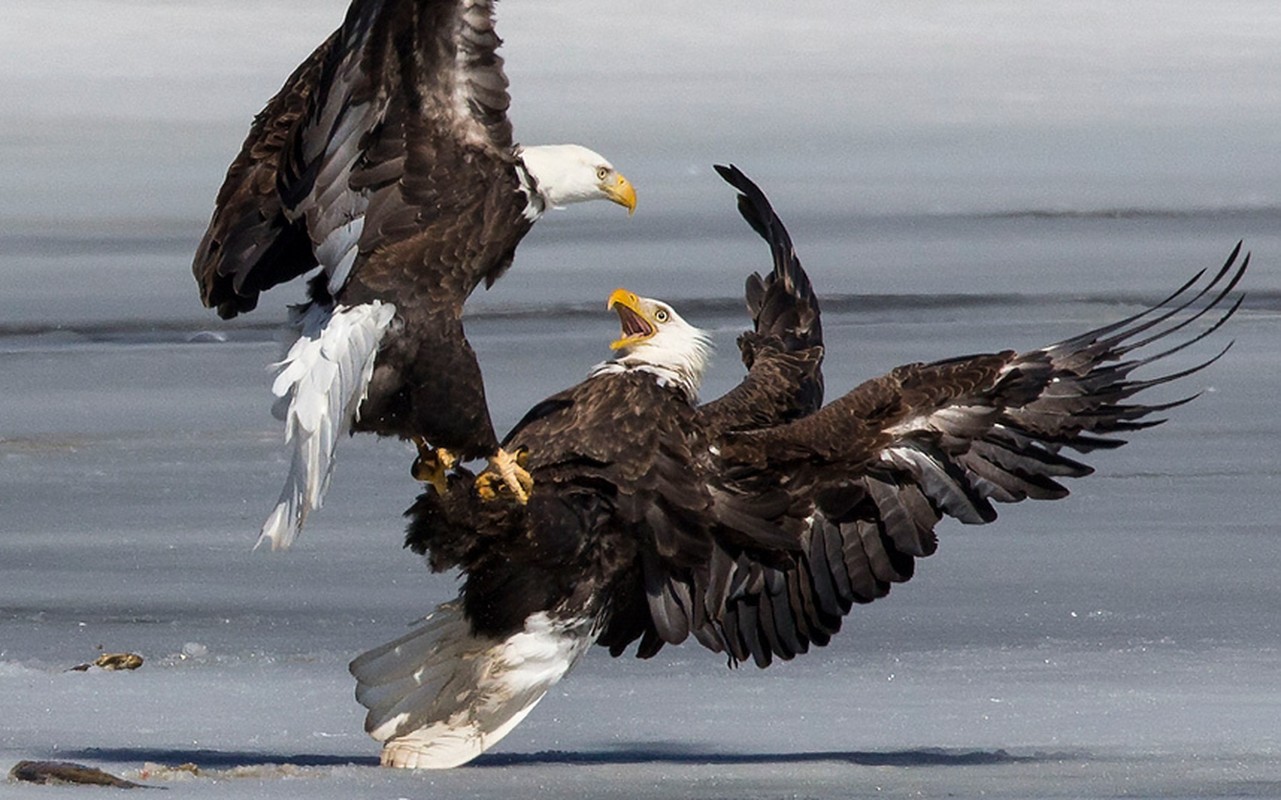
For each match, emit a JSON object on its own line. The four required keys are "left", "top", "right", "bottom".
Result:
{"left": 607, "top": 288, "right": 654, "bottom": 350}
{"left": 603, "top": 173, "right": 637, "bottom": 216}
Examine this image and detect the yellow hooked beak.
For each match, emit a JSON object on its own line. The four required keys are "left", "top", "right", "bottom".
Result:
{"left": 603, "top": 173, "right": 637, "bottom": 216}
{"left": 607, "top": 287, "right": 654, "bottom": 350}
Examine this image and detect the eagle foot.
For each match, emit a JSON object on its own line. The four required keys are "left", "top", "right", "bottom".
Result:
{"left": 476, "top": 447, "right": 533, "bottom": 504}
{"left": 412, "top": 439, "right": 457, "bottom": 496}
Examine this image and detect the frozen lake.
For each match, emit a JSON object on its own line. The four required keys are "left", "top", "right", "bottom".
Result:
{"left": 4, "top": 1, "right": 1281, "bottom": 796}
{"left": 3, "top": 226, "right": 1279, "bottom": 796}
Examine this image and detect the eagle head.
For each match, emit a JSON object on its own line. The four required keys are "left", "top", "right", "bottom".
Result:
{"left": 518, "top": 145, "right": 637, "bottom": 214}
{"left": 604, "top": 288, "right": 712, "bottom": 396}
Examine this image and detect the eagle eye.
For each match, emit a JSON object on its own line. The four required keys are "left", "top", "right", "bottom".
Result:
{"left": 654, "top": 309, "right": 669, "bottom": 323}
{"left": 596, "top": 166, "right": 610, "bottom": 181}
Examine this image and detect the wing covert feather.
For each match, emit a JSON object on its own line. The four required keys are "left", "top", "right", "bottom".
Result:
{"left": 701, "top": 245, "right": 1246, "bottom": 665}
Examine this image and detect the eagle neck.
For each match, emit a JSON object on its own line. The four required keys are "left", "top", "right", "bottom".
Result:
{"left": 588, "top": 359, "right": 701, "bottom": 405}
{"left": 514, "top": 161, "right": 548, "bottom": 222}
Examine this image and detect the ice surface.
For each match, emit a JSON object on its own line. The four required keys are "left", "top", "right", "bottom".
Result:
{"left": 3, "top": 286, "right": 1279, "bottom": 798}
{"left": 8, "top": 2, "right": 1281, "bottom": 219}
{"left": 3, "top": 2, "right": 1281, "bottom": 796}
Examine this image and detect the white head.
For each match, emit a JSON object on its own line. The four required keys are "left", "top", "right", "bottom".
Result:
{"left": 598, "top": 288, "right": 713, "bottom": 399}
{"left": 518, "top": 144, "right": 637, "bottom": 213}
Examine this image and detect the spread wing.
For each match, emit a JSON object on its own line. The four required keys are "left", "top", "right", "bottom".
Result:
{"left": 192, "top": 32, "right": 337, "bottom": 317}
{"left": 193, "top": 0, "right": 518, "bottom": 318}
{"left": 396, "top": 162, "right": 1245, "bottom": 679}
{"left": 580, "top": 166, "right": 827, "bottom": 658}
{"left": 702, "top": 243, "right": 1248, "bottom": 666}
{"left": 698, "top": 164, "right": 825, "bottom": 438}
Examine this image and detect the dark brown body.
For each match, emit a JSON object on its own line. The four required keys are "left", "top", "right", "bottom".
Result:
{"left": 404, "top": 168, "right": 1246, "bottom": 670}
{"left": 192, "top": 0, "right": 534, "bottom": 457}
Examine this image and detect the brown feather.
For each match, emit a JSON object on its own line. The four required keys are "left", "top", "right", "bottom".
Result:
{"left": 193, "top": 0, "right": 533, "bottom": 458}
{"left": 400, "top": 169, "right": 1245, "bottom": 676}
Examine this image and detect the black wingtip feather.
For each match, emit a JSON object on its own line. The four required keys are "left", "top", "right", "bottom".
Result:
{"left": 714, "top": 163, "right": 823, "bottom": 350}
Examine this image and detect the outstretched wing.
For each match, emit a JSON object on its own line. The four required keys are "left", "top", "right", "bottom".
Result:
{"left": 702, "top": 243, "right": 1248, "bottom": 666}
{"left": 588, "top": 166, "right": 829, "bottom": 659}
{"left": 193, "top": 0, "right": 519, "bottom": 318}
{"left": 192, "top": 32, "right": 338, "bottom": 318}
{"left": 698, "top": 164, "right": 825, "bottom": 438}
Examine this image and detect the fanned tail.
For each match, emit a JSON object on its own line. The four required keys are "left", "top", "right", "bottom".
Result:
{"left": 255, "top": 301, "right": 396, "bottom": 551}
{"left": 349, "top": 601, "right": 594, "bottom": 769}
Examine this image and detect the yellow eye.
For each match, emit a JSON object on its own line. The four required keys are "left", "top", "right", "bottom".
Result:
{"left": 596, "top": 167, "right": 610, "bottom": 181}
{"left": 654, "top": 309, "right": 669, "bottom": 322}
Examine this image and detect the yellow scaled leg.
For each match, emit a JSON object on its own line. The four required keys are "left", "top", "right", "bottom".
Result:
{"left": 411, "top": 437, "right": 456, "bottom": 496}
{"left": 476, "top": 447, "right": 533, "bottom": 504}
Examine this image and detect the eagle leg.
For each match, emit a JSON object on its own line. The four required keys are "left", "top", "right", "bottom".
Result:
{"left": 476, "top": 447, "right": 533, "bottom": 504}
{"left": 412, "top": 438, "right": 457, "bottom": 496}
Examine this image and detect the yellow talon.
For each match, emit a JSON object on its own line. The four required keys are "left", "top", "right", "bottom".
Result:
{"left": 475, "top": 473, "right": 501, "bottom": 502}
{"left": 476, "top": 447, "right": 533, "bottom": 504}
{"left": 411, "top": 439, "right": 456, "bottom": 496}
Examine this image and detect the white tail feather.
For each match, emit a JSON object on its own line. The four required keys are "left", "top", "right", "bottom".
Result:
{"left": 350, "top": 601, "right": 594, "bottom": 769}
{"left": 255, "top": 301, "right": 396, "bottom": 551}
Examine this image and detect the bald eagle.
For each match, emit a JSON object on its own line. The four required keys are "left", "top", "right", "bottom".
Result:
{"left": 348, "top": 166, "right": 1246, "bottom": 769}
{"left": 192, "top": 0, "right": 637, "bottom": 550}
